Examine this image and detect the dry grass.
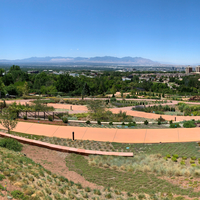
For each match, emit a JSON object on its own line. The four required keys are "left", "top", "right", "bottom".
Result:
{"left": 0, "top": 146, "right": 183, "bottom": 200}
{"left": 88, "top": 154, "right": 200, "bottom": 178}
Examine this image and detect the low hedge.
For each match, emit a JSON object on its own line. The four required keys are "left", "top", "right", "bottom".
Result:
{"left": 183, "top": 120, "right": 196, "bottom": 128}
{"left": 0, "top": 138, "right": 22, "bottom": 152}
{"left": 170, "top": 123, "right": 181, "bottom": 128}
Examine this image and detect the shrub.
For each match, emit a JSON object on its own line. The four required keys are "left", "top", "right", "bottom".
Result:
{"left": 0, "top": 138, "right": 22, "bottom": 152}
{"left": 126, "top": 94, "right": 130, "bottom": 98}
{"left": 144, "top": 120, "right": 148, "bottom": 125}
{"left": 127, "top": 192, "right": 132, "bottom": 197}
{"left": 48, "top": 115, "right": 53, "bottom": 121}
{"left": 110, "top": 97, "right": 116, "bottom": 102}
{"left": 23, "top": 115, "right": 27, "bottom": 120}
{"left": 171, "top": 157, "right": 177, "bottom": 162}
{"left": 121, "top": 122, "right": 125, "bottom": 125}
{"left": 170, "top": 123, "right": 181, "bottom": 128}
{"left": 0, "top": 184, "right": 5, "bottom": 191}
{"left": 164, "top": 157, "right": 168, "bottom": 161}
{"left": 11, "top": 190, "right": 24, "bottom": 199}
{"left": 182, "top": 156, "right": 187, "bottom": 160}
{"left": 173, "top": 154, "right": 179, "bottom": 159}
{"left": 86, "top": 120, "right": 90, "bottom": 124}
{"left": 155, "top": 111, "right": 164, "bottom": 114}
{"left": 158, "top": 120, "right": 161, "bottom": 125}
{"left": 166, "top": 154, "right": 171, "bottom": 158}
{"left": 138, "top": 193, "right": 146, "bottom": 199}
{"left": 0, "top": 174, "right": 5, "bottom": 181}
{"left": 105, "top": 193, "right": 112, "bottom": 199}
{"left": 183, "top": 120, "right": 196, "bottom": 128}
{"left": 191, "top": 164, "right": 197, "bottom": 167}
{"left": 62, "top": 116, "right": 68, "bottom": 123}
{"left": 109, "top": 122, "right": 113, "bottom": 125}
{"left": 85, "top": 187, "right": 91, "bottom": 192}
{"left": 190, "top": 160, "right": 195, "bottom": 164}
{"left": 180, "top": 161, "right": 185, "bottom": 165}
{"left": 169, "top": 120, "right": 173, "bottom": 124}
{"left": 97, "top": 120, "right": 101, "bottom": 125}
{"left": 128, "top": 122, "right": 136, "bottom": 127}
{"left": 191, "top": 156, "right": 197, "bottom": 160}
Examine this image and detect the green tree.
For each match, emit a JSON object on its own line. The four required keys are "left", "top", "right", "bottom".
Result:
{"left": 121, "top": 90, "right": 124, "bottom": 98}
{"left": 40, "top": 85, "right": 57, "bottom": 96}
{"left": 110, "top": 85, "right": 117, "bottom": 97}
{"left": 81, "top": 82, "right": 90, "bottom": 99}
{"left": 0, "top": 108, "right": 18, "bottom": 134}
{"left": 56, "top": 74, "right": 75, "bottom": 93}
{"left": 87, "top": 101, "right": 105, "bottom": 120}
{"left": 16, "top": 81, "right": 29, "bottom": 96}
{"left": 0, "top": 78, "right": 5, "bottom": 98}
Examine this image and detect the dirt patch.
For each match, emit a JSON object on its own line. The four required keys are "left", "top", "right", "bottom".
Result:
{"left": 22, "top": 144, "right": 103, "bottom": 190}
{"left": 0, "top": 178, "right": 20, "bottom": 200}
{"left": 159, "top": 176, "right": 200, "bottom": 192}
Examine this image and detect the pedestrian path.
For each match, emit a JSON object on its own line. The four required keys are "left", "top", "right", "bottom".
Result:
{"left": 5, "top": 99, "right": 200, "bottom": 121}
{"left": 1, "top": 122, "right": 200, "bottom": 143}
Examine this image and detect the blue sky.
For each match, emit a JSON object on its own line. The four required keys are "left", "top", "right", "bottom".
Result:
{"left": 0, "top": 0, "right": 200, "bottom": 64}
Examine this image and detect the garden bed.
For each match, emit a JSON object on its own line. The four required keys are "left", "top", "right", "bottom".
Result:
{"left": 17, "top": 118, "right": 170, "bottom": 129}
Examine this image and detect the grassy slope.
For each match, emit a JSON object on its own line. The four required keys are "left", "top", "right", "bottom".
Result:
{"left": 66, "top": 153, "right": 200, "bottom": 198}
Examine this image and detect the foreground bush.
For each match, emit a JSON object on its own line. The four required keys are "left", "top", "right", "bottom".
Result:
{"left": 62, "top": 116, "right": 68, "bottom": 123}
{"left": 128, "top": 122, "right": 137, "bottom": 127}
{"left": 86, "top": 120, "right": 90, "bottom": 124}
{"left": 170, "top": 123, "right": 181, "bottom": 128}
{"left": 183, "top": 120, "right": 196, "bottom": 128}
{"left": 0, "top": 138, "right": 22, "bottom": 152}
{"left": 48, "top": 115, "right": 53, "bottom": 121}
{"left": 11, "top": 190, "right": 25, "bottom": 199}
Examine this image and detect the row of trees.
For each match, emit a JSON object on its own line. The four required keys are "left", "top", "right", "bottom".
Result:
{"left": 1, "top": 65, "right": 200, "bottom": 97}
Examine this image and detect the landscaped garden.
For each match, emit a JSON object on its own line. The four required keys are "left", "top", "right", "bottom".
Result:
{"left": 0, "top": 136, "right": 200, "bottom": 199}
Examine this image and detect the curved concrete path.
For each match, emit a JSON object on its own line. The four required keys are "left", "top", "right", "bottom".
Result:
{"left": 5, "top": 99, "right": 200, "bottom": 121}
{"left": 1, "top": 121, "right": 200, "bottom": 143}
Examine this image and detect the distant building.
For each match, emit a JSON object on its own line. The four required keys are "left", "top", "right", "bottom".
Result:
{"left": 196, "top": 65, "right": 200, "bottom": 73}
{"left": 27, "top": 70, "right": 39, "bottom": 74}
{"left": 69, "top": 73, "right": 79, "bottom": 77}
{"left": 53, "top": 71, "right": 64, "bottom": 75}
{"left": 122, "top": 77, "right": 131, "bottom": 81}
{"left": 185, "top": 66, "right": 192, "bottom": 74}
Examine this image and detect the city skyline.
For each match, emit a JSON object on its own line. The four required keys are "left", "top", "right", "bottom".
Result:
{"left": 1, "top": 0, "right": 200, "bottom": 65}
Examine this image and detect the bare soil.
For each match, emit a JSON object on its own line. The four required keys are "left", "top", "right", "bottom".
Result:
{"left": 0, "top": 178, "right": 20, "bottom": 200}
{"left": 22, "top": 144, "right": 103, "bottom": 190}
{"left": 159, "top": 176, "right": 200, "bottom": 192}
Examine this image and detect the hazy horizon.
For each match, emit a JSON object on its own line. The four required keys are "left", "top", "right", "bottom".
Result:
{"left": 1, "top": 0, "right": 200, "bottom": 65}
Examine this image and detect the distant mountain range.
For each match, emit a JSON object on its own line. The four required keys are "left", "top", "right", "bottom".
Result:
{"left": 0, "top": 56, "right": 160, "bottom": 65}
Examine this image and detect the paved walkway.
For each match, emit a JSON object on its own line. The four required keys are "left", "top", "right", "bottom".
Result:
{"left": 3, "top": 99, "right": 200, "bottom": 143}
{"left": 1, "top": 121, "right": 200, "bottom": 143}
{"left": 5, "top": 99, "right": 200, "bottom": 121}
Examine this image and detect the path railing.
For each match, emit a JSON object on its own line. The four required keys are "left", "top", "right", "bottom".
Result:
{"left": 17, "top": 110, "right": 67, "bottom": 120}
